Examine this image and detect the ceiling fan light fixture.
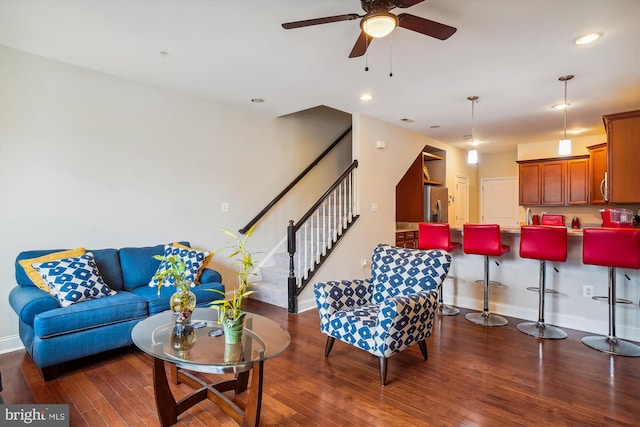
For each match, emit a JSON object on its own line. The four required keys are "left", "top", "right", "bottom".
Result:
{"left": 361, "top": 12, "right": 398, "bottom": 38}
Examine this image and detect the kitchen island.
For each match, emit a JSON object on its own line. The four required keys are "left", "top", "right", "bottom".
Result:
{"left": 407, "top": 225, "right": 640, "bottom": 343}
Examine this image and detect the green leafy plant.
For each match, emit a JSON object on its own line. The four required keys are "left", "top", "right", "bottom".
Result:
{"left": 152, "top": 254, "right": 189, "bottom": 295}
{"left": 210, "top": 225, "right": 258, "bottom": 327}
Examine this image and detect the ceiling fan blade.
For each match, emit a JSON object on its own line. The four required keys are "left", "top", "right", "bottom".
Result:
{"left": 395, "top": 0, "right": 425, "bottom": 8}
{"left": 398, "top": 13, "right": 457, "bottom": 40}
{"left": 349, "top": 31, "right": 373, "bottom": 58}
{"left": 282, "top": 14, "right": 360, "bottom": 29}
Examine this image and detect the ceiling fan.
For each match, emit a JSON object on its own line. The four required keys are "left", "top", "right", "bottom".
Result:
{"left": 281, "top": 0, "right": 457, "bottom": 58}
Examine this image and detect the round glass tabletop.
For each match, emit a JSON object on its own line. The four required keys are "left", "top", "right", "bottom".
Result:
{"left": 132, "top": 307, "right": 290, "bottom": 374}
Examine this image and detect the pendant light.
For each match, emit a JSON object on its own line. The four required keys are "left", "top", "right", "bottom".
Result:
{"left": 558, "top": 75, "right": 574, "bottom": 156}
{"left": 467, "top": 96, "right": 479, "bottom": 165}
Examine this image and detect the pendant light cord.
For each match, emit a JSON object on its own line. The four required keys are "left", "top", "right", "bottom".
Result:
{"left": 468, "top": 96, "right": 479, "bottom": 145}
{"left": 563, "top": 78, "right": 568, "bottom": 139}
{"left": 559, "top": 75, "right": 574, "bottom": 139}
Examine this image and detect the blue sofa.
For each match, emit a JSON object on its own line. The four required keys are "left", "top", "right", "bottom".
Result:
{"left": 9, "top": 242, "right": 225, "bottom": 379}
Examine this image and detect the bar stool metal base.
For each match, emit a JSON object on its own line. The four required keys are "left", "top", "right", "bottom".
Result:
{"left": 474, "top": 279, "right": 502, "bottom": 287}
{"left": 465, "top": 311, "right": 508, "bottom": 327}
{"left": 582, "top": 335, "right": 640, "bottom": 357}
{"left": 436, "top": 303, "right": 460, "bottom": 316}
{"left": 517, "top": 321, "right": 567, "bottom": 339}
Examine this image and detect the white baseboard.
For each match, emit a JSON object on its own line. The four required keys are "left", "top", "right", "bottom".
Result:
{"left": 0, "top": 334, "right": 24, "bottom": 354}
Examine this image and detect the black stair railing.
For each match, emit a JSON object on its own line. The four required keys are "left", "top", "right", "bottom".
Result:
{"left": 239, "top": 126, "right": 352, "bottom": 234}
{"left": 287, "top": 160, "right": 359, "bottom": 313}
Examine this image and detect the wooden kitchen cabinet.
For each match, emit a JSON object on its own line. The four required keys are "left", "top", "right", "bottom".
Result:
{"left": 517, "top": 156, "right": 589, "bottom": 206}
{"left": 519, "top": 163, "right": 541, "bottom": 205}
{"left": 603, "top": 110, "right": 640, "bottom": 203}
{"left": 541, "top": 160, "right": 565, "bottom": 205}
{"left": 567, "top": 158, "right": 589, "bottom": 205}
{"left": 396, "top": 230, "right": 418, "bottom": 248}
{"left": 587, "top": 143, "right": 607, "bottom": 204}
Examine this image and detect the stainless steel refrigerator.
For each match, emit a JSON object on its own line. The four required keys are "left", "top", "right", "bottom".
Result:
{"left": 424, "top": 186, "right": 448, "bottom": 223}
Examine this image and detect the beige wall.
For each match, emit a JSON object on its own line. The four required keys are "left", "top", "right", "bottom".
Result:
{"left": 0, "top": 46, "right": 352, "bottom": 350}
{"left": 517, "top": 134, "right": 606, "bottom": 160}
{"left": 296, "top": 114, "right": 480, "bottom": 309}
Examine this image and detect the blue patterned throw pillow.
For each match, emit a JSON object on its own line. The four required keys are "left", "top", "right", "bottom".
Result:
{"left": 32, "top": 252, "right": 117, "bottom": 307}
{"left": 148, "top": 244, "right": 211, "bottom": 288}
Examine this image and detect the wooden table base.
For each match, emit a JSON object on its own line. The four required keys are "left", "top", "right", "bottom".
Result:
{"left": 152, "top": 357, "right": 264, "bottom": 426}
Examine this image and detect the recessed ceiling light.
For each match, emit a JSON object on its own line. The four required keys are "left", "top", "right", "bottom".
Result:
{"left": 552, "top": 103, "right": 571, "bottom": 110}
{"left": 401, "top": 118, "right": 414, "bottom": 123}
{"left": 251, "top": 98, "right": 265, "bottom": 103}
{"left": 360, "top": 94, "right": 373, "bottom": 101}
{"left": 574, "top": 32, "right": 602, "bottom": 45}
{"left": 568, "top": 128, "right": 586, "bottom": 135}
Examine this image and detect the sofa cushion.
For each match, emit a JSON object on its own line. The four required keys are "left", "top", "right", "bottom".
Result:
{"left": 33, "top": 291, "right": 148, "bottom": 338}
{"left": 17, "top": 248, "right": 86, "bottom": 295}
{"left": 131, "top": 281, "right": 225, "bottom": 315}
{"left": 32, "top": 252, "right": 117, "bottom": 307}
{"left": 148, "top": 244, "right": 211, "bottom": 289}
{"left": 119, "top": 243, "right": 188, "bottom": 291}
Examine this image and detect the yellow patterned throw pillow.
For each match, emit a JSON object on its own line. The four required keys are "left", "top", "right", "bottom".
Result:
{"left": 19, "top": 248, "right": 86, "bottom": 295}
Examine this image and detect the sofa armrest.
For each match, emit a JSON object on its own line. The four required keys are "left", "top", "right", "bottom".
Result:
{"left": 199, "top": 267, "right": 222, "bottom": 284}
{"left": 9, "top": 286, "right": 60, "bottom": 326}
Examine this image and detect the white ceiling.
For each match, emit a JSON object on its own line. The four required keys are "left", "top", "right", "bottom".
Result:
{"left": 1, "top": 0, "right": 639, "bottom": 154}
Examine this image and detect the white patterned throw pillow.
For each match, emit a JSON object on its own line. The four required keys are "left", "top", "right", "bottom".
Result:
{"left": 148, "top": 244, "right": 211, "bottom": 288}
{"left": 32, "top": 252, "right": 117, "bottom": 307}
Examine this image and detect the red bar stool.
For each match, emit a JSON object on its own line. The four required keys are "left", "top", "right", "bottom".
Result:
{"left": 463, "top": 224, "right": 510, "bottom": 326}
{"left": 582, "top": 228, "right": 640, "bottom": 356}
{"left": 418, "top": 222, "right": 462, "bottom": 316}
{"left": 517, "top": 226, "right": 568, "bottom": 339}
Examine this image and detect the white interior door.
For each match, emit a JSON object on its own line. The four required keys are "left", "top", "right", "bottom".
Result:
{"left": 454, "top": 175, "right": 468, "bottom": 226}
{"left": 481, "top": 177, "right": 518, "bottom": 226}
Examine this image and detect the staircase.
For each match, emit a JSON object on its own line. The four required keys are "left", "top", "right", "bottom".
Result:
{"left": 250, "top": 162, "right": 359, "bottom": 312}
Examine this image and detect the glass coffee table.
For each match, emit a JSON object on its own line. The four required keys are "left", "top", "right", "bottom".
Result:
{"left": 132, "top": 307, "right": 290, "bottom": 426}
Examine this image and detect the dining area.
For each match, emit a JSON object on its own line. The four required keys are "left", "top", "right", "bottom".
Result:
{"left": 408, "top": 219, "right": 640, "bottom": 357}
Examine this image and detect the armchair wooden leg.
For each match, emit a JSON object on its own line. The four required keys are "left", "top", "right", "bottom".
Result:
{"left": 379, "top": 357, "right": 388, "bottom": 386}
{"left": 418, "top": 340, "right": 428, "bottom": 360}
{"left": 324, "top": 336, "right": 335, "bottom": 358}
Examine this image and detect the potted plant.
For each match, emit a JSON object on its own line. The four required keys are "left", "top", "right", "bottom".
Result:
{"left": 152, "top": 254, "right": 196, "bottom": 323}
{"left": 210, "top": 225, "right": 258, "bottom": 344}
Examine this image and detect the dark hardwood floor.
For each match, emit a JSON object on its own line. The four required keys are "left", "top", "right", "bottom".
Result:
{"left": 1, "top": 298, "right": 639, "bottom": 426}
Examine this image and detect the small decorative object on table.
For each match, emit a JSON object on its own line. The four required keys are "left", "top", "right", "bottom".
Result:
{"left": 210, "top": 225, "right": 258, "bottom": 344}
{"left": 153, "top": 255, "right": 196, "bottom": 323}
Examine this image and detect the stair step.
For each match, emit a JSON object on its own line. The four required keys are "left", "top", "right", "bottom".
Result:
{"left": 249, "top": 280, "right": 288, "bottom": 309}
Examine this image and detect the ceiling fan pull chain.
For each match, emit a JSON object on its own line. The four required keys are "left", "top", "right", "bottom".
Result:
{"left": 365, "top": 36, "right": 369, "bottom": 71}
{"left": 389, "top": 33, "right": 393, "bottom": 77}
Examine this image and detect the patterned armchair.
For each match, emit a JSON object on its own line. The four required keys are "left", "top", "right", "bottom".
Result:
{"left": 314, "top": 244, "right": 451, "bottom": 385}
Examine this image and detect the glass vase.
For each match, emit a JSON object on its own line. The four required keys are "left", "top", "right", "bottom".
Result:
{"left": 170, "top": 280, "right": 196, "bottom": 323}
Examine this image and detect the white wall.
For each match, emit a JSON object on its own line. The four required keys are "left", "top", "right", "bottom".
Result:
{"left": 0, "top": 46, "right": 351, "bottom": 352}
